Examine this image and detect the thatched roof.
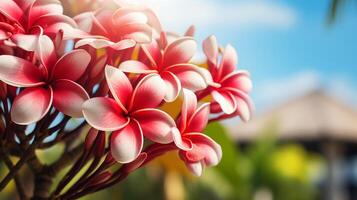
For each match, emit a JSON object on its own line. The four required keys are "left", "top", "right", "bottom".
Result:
{"left": 229, "top": 90, "right": 357, "bottom": 142}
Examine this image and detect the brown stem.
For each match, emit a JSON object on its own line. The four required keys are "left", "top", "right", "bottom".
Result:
{"left": 1, "top": 151, "right": 28, "bottom": 199}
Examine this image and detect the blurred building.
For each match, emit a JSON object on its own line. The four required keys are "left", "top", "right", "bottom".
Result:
{"left": 230, "top": 90, "right": 357, "bottom": 200}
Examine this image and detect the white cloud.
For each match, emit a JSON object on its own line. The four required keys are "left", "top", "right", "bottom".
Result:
{"left": 253, "top": 71, "right": 357, "bottom": 112}
{"left": 124, "top": 0, "right": 298, "bottom": 32}
{"left": 253, "top": 71, "right": 320, "bottom": 111}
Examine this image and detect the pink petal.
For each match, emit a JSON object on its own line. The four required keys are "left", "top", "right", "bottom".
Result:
{"left": 186, "top": 103, "right": 210, "bottom": 133}
{"left": 132, "top": 108, "right": 176, "bottom": 144}
{"left": 105, "top": 65, "right": 133, "bottom": 111}
{"left": 211, "top": 90, "right": 237, "bottom": 114}
{"left": 225, "top": 88, "right": 254, "bottom": 122}
{"left": 139, "top": 40, "right": 161, "bottom": 66}
{"left": 203, "top": 35, "right": 218, "bottom": 66}
{"left": 52, "top": 79, "right": 89, "bottom": 118}
{"left": 89, "top": 55, "right": 107, "bottom": 79}
{"left": 118, "top": 60, "right": 156, "bottom": 74}
{"left": 186, "top": 162, "right": 203, "bottom": 176}
{"left": 178, "top": 89, "right": 197, "bottom": 132}
{"left": 36, "top": 34, "right": 57, "bottom": 75}
{"left": 129, "top": 73, "right": 165, "bottom": 111}
{"left": 172, "top": 127, "right": 192, "bottom": 151}
{"left": 29, "top": 0, "right": 63, "bottom": 25}
{"left": 112, "top": 9, "right": 148, "bottom": 28}
{"left": 0, "top": 55, "right": 44, "bottom": 87}
{"left": 75, "top": 38, "right": 114, "bottom": 49}
{"left": 52, "top": 49, "right": 91, "bottom": 81}
{"left": 111, "top": 119, "right": 143, "bottom": 163}
{"left": 11, "top": 87, "right": 53, "bottom": 125}
{"left": 82, "top": 97, "right": 129, "bottom": 131}
{"left": 185, "top": 25, "right": 195, "bottom": 37}
{"left": 162, "top": 37, "right": 196, "bottom": 67}
{"left": 0, "top": 0, "right": 23, "bottom": 22}
{"left": 219, "top": 44, "right": 238, "bottom": 78}
{"left": 114, "top": 23, "right": 152, "bottom": 43}
{"left": 11, "top": 34, "right": 39, "bottom": 51}
{"left": 74, "top": 12, "right": 95, "bottom": 33}
{"left": 167, "top": 64, "right": 207, "bottom": 91}
{"left": 161, "top": 71, "right": 181, "bottom": 102}
{"left": 185, "top": 133, "right": 222, "bottom": 166}
{"left": 221, "top": 71, "right": 252, "bottom": 93}
{"left": 110, "top": 39, "right": 136, "bottom": 50}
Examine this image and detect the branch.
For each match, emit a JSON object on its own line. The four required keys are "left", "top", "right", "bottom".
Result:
{"left": 1, "top": 151, "right": 28, "bottom": 199}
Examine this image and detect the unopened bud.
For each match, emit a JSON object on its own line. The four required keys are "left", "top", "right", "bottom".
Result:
{"left": 84, "top": 128, "right": 98, "bottom": 151}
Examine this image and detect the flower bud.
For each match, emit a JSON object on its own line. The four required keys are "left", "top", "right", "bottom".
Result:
{"left": 84, "top": 128, "right": 98, "bottom": 151}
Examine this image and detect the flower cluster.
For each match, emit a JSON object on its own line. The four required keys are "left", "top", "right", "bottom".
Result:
{"left": 0, "top": 0, "right": 252, "bottom": 191}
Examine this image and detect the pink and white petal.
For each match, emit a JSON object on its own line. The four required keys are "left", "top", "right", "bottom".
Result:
{"left": 36, "top": 34, "right": 57, "bottom": 74}
{"left": 28, "top": 0, "right": 63, "bottom": 25}
{"left": 52, "top": 49, "right": 91, "bottom": 81}
{"left": 105, "top": 65, "right": 133, "bottom": 111}
{"left": 118, "top": 60, "right": 155, "bottom": 74}
{"left": 211, "top": 90, "right": 237, "bottom": 115}
{"left": 162, "top": 37, "right": 196, "bottom": 67}
{"left": 221, "top": 70, "right": 252, "bottom": 93}
{"left": 75, "top": 38, "right": 114, "bottom": 49}
{"left": 225, "top": 87, "right": 254, "bottom": 115}
{"left": 0, "top": 30, "right": 8, "bottom": 40}
{"left": 186, "top": 103, "right": 210, "bottom": 133}
{"left": 0, "top": 55, "right": 44, "bottom": 87}
{"left": 116, "top": 23, "right": 152, "bottom": 43}
{"left": 185, "top": 133, "right": 222, "bottom": 166}
{"left": 219, "top": 44, "right": 238, "bottom": 78}
{"left": 203, "top": 35, "right": 218, "bottom": 66}
{"left": 129, "top": 73, "right": 165, "bottom": 111}
{"left": 111, "top": 119, "right": 143, "bottom": 163}
{"left": 11, "top": 34, "right": 39, "bottom": 51}
{"left": 178, "top": 89, "right": 197, "bottom": 132}
{"left": 171, "top": 127, "right": 192, "bottom": 151}
{"left": 82, "top": 97, "right": 129, "bottom": 131}
{"left": 52, "top": 79, "right": 89, "bottom": 118}
{"left": 139, "top": 40, "right": 161, "bottom": 66}
{"left": 184, "top": 25, "right": 195, "bottom": 37}
{"left": 11, "top": 87, "right": 53, "bottom": 125}
{"left": 235, "top": 97, "right": 251, "bottom": 122}
{"left": 161, "top": 71, "right": 181, "bottom": 102}
{"left": 186, "top": 161, "right": 203, "bottom": 176}
{"left": 33, "top": 13, "right": 77, "bottom": 29}
{"left": 74, "top": 12, "right": 95, "bottom": 32}
{"left": 89, "top": 55, "right": 107, "bottom": 79}
{"left": 110, "top": 39, "right": 136, "bottom": 50}
{"left": 112, "top": 9, "right": 148, "bottom": 28}
{"left": 167, "top": 64, "right": 207, "bottom": 91}
{"left": 131, "top": 108, "right": 176, "bottom": 144}
{"left": 0, "top": 0, "right": 23, "bottom": 22}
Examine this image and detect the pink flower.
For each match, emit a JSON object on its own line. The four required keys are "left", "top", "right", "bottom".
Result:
{"left": 82, "top": 65, "right": 176, "bottom": 163}
{"left": 201, "top": 35, "right": 254, "bottom": 121}
{"left": 0, "top": 36, "right": 90, "bottom": 125}
{"left": 172, "top": 89, "right": 222, "bottom": 176}
{"left": 74, "top": 5, "right": 161, "bottom": 50}
{"left": 0, "top": 0, "right": 85, "bottom": 51}
{"left": 118, "top": 34, "right": 208, "bottom": 102}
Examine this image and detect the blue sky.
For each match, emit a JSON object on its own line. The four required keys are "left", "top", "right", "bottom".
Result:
{"left": 130, "top": 0, "right": 357, "bottom": 111}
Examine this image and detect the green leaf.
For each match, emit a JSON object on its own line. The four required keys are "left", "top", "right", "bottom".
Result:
{"left": 35, "top": 142, "right": 65, "bottom": 165}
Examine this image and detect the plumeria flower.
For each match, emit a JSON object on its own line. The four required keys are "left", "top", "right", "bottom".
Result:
{"left": 201, "top": 35, "right": 253, "bottom": 121}
{"left": 82, "top": 65, "right": 177, "bottom": 163}
{"left": 172, "top": 89, "right": 222, "bottom": 176}
{"left": 118, "top": 34, "right": 208, "bottom": 102}
{"left": 0, "top": 36, "right": 90, "bottom": 125}
{"left": 74, "top": 5, "right": 161, "bottom": 50}
{"left": 0, "top": 0, "right": 86, "bottom": 51}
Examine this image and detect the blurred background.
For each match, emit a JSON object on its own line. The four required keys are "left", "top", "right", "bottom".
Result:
{"left": 2, "top": 0, "right": 357, "bottom": 199}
